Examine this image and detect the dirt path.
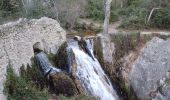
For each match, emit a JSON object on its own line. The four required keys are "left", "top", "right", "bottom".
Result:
{"left": 71, "top": 18, "right": 170, "bottom": 36}
{"left": 108, "top": 21, "right": 122, "bottom": 34}
{"left": 108, "top": 20, "right": 170, "bottom": 35}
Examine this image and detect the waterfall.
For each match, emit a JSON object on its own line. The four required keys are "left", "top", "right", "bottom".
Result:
{"left": 21, "top": 0, "right": 34, "bottom": 14}
{"left": 67, "top": 39, "right": 119, "bottom": 100}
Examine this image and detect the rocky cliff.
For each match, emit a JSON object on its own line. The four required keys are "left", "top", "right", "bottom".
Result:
{"left": 0, "top": 17, "right": 66, "bottom": 99}
{"left": 129, "top": 37, "right": 170, "bottom": 100}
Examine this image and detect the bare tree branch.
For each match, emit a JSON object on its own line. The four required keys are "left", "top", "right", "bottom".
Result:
{"left": 147, "top": 7, "right": 162, "bottom": 24}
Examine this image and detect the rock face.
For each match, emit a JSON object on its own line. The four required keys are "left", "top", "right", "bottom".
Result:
{"left": 0, "top": 17, "right": 66, "bottom": 99}
{"left": 97, "top": 34, "right": 115, "bottom": 65}
{"left": 129, "top": 37, "right": 170, "bottom": 100}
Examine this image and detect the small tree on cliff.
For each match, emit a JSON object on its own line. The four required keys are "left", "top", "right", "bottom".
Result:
{"left": 103, "top": 0, "right": 112, "bottom": 34}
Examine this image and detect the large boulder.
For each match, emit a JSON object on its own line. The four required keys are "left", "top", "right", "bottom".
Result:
{"left": 0, "top": 17, "right": 66, "bottom": 99}
{"left": 129, "top": 37, "right": 170, "bottom": 100}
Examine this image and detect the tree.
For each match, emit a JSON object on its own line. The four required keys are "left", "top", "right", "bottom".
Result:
{"left": 103, "top": 0, "right": 112, "bottom": 34}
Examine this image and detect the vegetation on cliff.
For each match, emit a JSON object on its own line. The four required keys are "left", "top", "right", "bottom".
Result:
{"left": 4, "top": 56, "right": 81, "bottom": 99}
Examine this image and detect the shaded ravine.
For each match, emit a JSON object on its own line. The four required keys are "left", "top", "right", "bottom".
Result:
{"left": 67, "top": 39, "right": 119, "bottom": 100}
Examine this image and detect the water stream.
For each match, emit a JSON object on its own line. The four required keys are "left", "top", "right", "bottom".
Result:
{"left": 67, "top": 39, "right": 118, "bottom": 100}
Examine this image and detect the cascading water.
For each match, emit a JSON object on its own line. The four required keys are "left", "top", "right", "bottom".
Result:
{"left": 22, "top": 0, "right": 33, "bottom": 9}
{"left": 67, "top": 39, "right": 119, "bottom": 100}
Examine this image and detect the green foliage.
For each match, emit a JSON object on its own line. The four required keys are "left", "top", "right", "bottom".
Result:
{"left": 48, "top": 53, "right": 56, "bottom": 65}
{"left": 117, "top": 7, "right": 148, "bottom": 29}
{"left": 152, "top": 9, "right": 170, "bottom": 28}
{"left": 51, "top": 72, "right": 78, "bottom": 97}
{"left": 57, "top": 94, "right": 99, "bottom": 100}
{"left": 110, "top": 11, "right": 119, "bottom": 22}
{"left": 70, "top": 94, "right": 99, "bottom": 100}
{"left": 86, "top": 0, "right": 104, "bottom": 20}
{"left": 0, "top": 0, "right": 20, "bottom": 12}
{"left": 0, "top": 0, "right": 22, "bottom": 24}
{"left": 58, "top": 94, "right": 68, "bottom": 100}
{"left": 111, "top": 0, "right": 170, "bottom": 29}
{"left": 20, "top": 58, "right": 47, "bottom": 89}
{"left": 111, "top": 32, "right": 141, "bottom": 59}
{"left": 86, "top": 0, "right": 119, "bottom": 22}
{"left": 4, "top": 64, "right": 48, "bottom": 100}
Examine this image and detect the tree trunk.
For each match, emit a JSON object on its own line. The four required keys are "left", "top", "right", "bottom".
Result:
{"left": 103, "top": 0, "right": 112, "bottom": 34}
{"left": 147, "top": 8, "right": 161, "bottom": 24}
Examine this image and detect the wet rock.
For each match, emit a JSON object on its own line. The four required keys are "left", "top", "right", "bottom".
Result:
{"left": 55, "top": 42, "right": 87, "bottom": 94}
{"left": 129, "top": 37, "right": 170, "bottom": 100}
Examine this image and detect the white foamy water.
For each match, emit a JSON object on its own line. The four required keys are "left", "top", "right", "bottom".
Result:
{"left": 67, "top": 39, "right": 118, "bottom": 100}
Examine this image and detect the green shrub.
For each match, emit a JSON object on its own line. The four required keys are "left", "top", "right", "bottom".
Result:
{"left": 152, "top": 9, "right": 170, "bottom": 28}
{"left": 110, "top": 11, "right": 119, "bottom": 22}
{"left": 86, "top": 0, "right": 104, "bottom": 20}
{"left": 4, "top": 65, "right": 48, "bottom": 100}
{"left": 57, "top": 94, "right": 99, "bottom": 100}
{"left": 20, "top": 58, "right": 47, "bottom": 89}
{"left": 51, "top": 72, "right": 78, "bottom": 97}
{"left": 118, "top": 7, "right": 148, "bottom": 29}
{"left": 0, "top": 0, "right": 20, "bottom": 12}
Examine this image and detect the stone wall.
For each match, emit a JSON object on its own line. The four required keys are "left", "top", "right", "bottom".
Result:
{"left": 0, "top": 17, "right": 66, "bottom": 99}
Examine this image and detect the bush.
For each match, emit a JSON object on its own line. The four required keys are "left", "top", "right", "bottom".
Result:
{"left": 58, "top": 94, "right": 98, "bottom": 100}
{"left": 110, "top": 11, "right": 119, "bottom": 22}
{"left": 86, "top": 0, "right": 104, "bottom": 20}
{"left": 118, "top": 7, "right": 148, "bottom": 29}
{"left": 20, "top": 58, "right": 47, "bottom": 89}
{"left": 152, "top": 9, "right": 170, "bottom": 28}
{"left": 0, "top": 0, "right": 20, "bottom": 12}
{"left": 51, "top": 72, "right": 78, "bottom": 97}
{"left": 0, "top": 0, "right": 22, "bottom": 24}
{"left": 4, "top": 65, "right": 48, "bottom": 100}
{"left": 111, "top": 0, "right": 170, "bottom": 29}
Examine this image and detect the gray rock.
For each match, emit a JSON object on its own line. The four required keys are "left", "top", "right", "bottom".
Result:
{"left": 97, "top": 34, "right": 115, "bottom": 64}
{"left": 129, "top": 37, "right": 170, "bottom": 100}
{"left": 33, "top": 42, "right": 43, "bottom": 52}
{"left": 0, "top": 17, "right": 66, "bottom": 99}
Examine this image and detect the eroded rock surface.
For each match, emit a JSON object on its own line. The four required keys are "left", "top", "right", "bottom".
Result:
{"left": 129, "top": 37, "right": 170, "bottom": 100}
{"left": 97, "top": 34, "right": 115, "bottom": 65}
{"left": 0, "top": 17, "right": 66, "bottom": 99}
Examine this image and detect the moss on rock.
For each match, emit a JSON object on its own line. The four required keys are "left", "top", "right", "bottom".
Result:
{"left": 93, "top": 37, "right": 104, "bottom": 67}
{"left": 51, "top": 72, "right": 78, "bottom": 97}
{"left": 55, "top": 42, "right": 69, "bottom": 72}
